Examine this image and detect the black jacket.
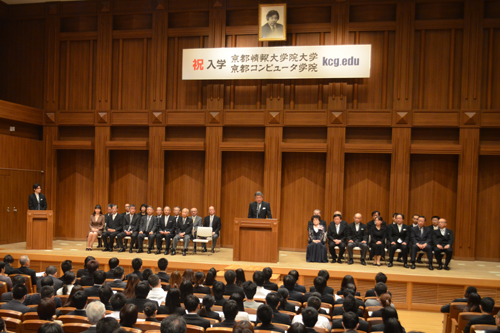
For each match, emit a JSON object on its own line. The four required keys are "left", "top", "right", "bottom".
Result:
{"left": 15, "top": 266, "right": 38, "bottom": 286}
{"left": 183, "top": 313, "right": 211, "bottom": 329}
{"left": 158, "top": 215, "right": 176, "bottom": 234}
{"left": 106, "top": 214, "right": 123, "bottom": 232}
{"left": 140, "top": 215, "right": 158, "bottom": 234}
{"left": 347, "top": 222, "right": 368, "bottom": 242}
{"left": 248, "top": 201, "right": 272, "bottom": 219}
{"left": 263, "top": 280, "right": 278, "bottom": 291}
{"left": 122, "top": 214, "right": 141, "bottom": 232}
{"left": 28, "top": 193, "right": 47, "bottom": 210}
{"left": 327, "top": 221, "right": 348, "bottom": 243}
{"left": 388, "top": 223, "right": 410, "bottom": 244}
{"left": 176, "top": 217, "right": 193, "bottom": 235}
{"left": 203, "top": 215, "right": 221, "bottom": 234}
{"left": 464, "top": 314, "right": 496, "bottom": 333}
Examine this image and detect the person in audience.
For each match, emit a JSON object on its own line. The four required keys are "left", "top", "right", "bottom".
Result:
{"left": 266, "top": 292, "right": 291, "bottom": 325}
{"left": 37, "top": 323, "right": 64, "bottom": 333}
{"left": 332, "top": 295, "right": 369, "bottom": 332}
{"left": 301, "top": 307, "right": 319, "bottom": 333}
{"left": 304, "top": 276, "right": 334, "bottom": 305}
{"left": 224, "top": 270, "right": 245, "bottom": 297}
{"left": 241, "top": 281, "right": 259, "bottom": 309}
{"left": 199, "top": 294, "right": 220, "bottom": 321}
{"left": 0, "top": 318, "right": 6, "bottom": 333}
{"left": 3, "top": 255, "right": 16, "bottom": 275}
{"left": 0, "top": 262, "right": 13, "bottom": 291}
{"left": 142, "top": 268, "right": 154, "bottom": 282}
{"left": 484, "top": 309, "right": 500, "bottom": 333}
{"left": 97, "top": 317, "right": 121, "bottom": 333}
{"left": 213, "top": 299, "right": 239, "bottom": 328}
{"left": 212, "top": 280, "right": 227, "bottom": 306}
{"left": 283, "top": 270, "right": 305, "bottom": 293}
{"left": 168, "top": 270, "right": 182, "bottom": 291}
{"left": 332, "top": 289, "right": 364, "bottom": 317}
{"left": 463, "top": 292, "right": 482, "bottom": 313}
{"left": 292, "top": 295, "right": 331, "bottom": 330}
{"left": 365, "top": 272, "right": 390, "bottom": 297}
{"left": 67, "top": 290, "right": 88, "bottom": 316}
{"left": 253, "top": 270, "right": 271, "bottom": 299}
{"left": 106, "top": 266, "right": 126, "bottom": 289}
{"left": 282, "top": 275, "right": 304, "bottom": 302}
{"left": 85, "top": 270, "right": 107, "bottom": 297}
{"left": 410, "top": 216, "right": 434, "bottom": 270}
{"left": 105, "top": 258, "right": 119, "bottom": 279}
{"left": 306, "top": 215, "right": 328, "bottom": 263}
{"left": 57, "top": 271, "right": 76, "bottom": 295}
{"left": 191, "top": 207, "right": 203, "bottom": 253}
{"left": 327, "top": 213, "right": 348, "bottom": 264}
{"left": 182, "top": 269, "right": 195, "bottom": 283}
{"left": 161, "top": 314, "right": 187, "bottom": 333}
{"left": 77, "top": 256, "right": 95, "bottom": 277}
{"left": 137, "top": 206, "right": 158, "bottom": 254}
{"left": 99, "top": 285, "right": 113, "bottom": 310}
{"left": 144, "top": 300, "right": 159, "bottom": 322}
{"left": 370, "top": 293, "right": 392, "bottom": 317}
{"left": 180, "top": 280, "right": 193, "bottom": 304}
{"left": 63, "top": 285, "right": 83, "bottom": 307}
{"left": 347, "top": 213, "right": 368, "bottom": 265}
{"left": 277, "top": 288, "right": 295, "bottom": 312}
{"left": 235, "top": 268, "right": 246, "bottom": 287}
{"left": 365, "top": 282, "right": 388, "bottom": 307}
{"left": 102, "top": 204, "right": 123, "bottom": 252}
{"left": 463, "top": 297, "right": 496, "bottom": 333}
{"left": 388, "top": 213, "right": 410, "bottom": 268}
{"left": 288, "top": 323, "right": 307, "bottom": 333}
{"left": 172, "top": 208, "right": 193, "bottom": 256}
{"left": 157, "top": 258, "right": 170, "bottom": 283}
{"left": 117, "top": 204, "right": 140, "bottom": 253}
{"left": 441, "top": 286, "right": 477, "bottom": 313}
{"left": 126, "top": 281, "right": 150, "bottom": 312}
{"left": 183, "top": 294, "right": 211, "bottom": 329}
{"left": 87, "top": 205, "right": 105, "bottom": 251}
{"left": 120, "top": 303, "right": 139, "bottom": 329}
{"left": 148, "top": 274, "right": 167, "bottom": 306}
{"left": 227, "top": 293, "right": 250, "bottom": 321}
{"left": 416, "top": 215, "right": 440, "bottom": 263}
{"left": 126, "top": 258, "right": 143, "bottom": 280}
{"left": 369, "top": 216, "right": 387, "bottom": 266}
{"left": 106, "top": 292, "right": 127, "bottom": 319}
{"left": 341, "top": 311, "right": 359, "bottom": 333}
{"left": 262, "top": 267, "right": 278, "bottom": 291}
{"left": 0, "top": 284, "right": 36, "bottom": 313}
{"left": 59, "top": 260, "right": 73, "bottom": 280}
{"left": 205, "top": 269, "right": 216, "bottom": 287}
{"left": 82, "top": 300, "right": 106, "bottom": 333}
{"left": 31, "top": 276, "right": 59, "bottom": 307}
{"left": 371, "top": 306, "right": 400, "bottom": 332}
{"left": 193, "top": 271, "right": 210, "bottom": 294}
{"left": 384, "top": 317, "right": 406, "bottom": 333}
{"left": 15, "top": 255, "right": 37, "bottom": 286}
{"left": 123, "top": 274, "right": 139, "bottom": 299}
{"left": 38, "top": 285, "right": 62, "bottom": 308}
{"left": 156, "top": 206, "right": 176, "bottom": 255}
{"left": 159, "top": 288, "right": 185, "bottom": 316}
{"left": 433, "top": 218, "right": 454, "bottom": 270}
{"left": 202, "top": 206, "right": 221, "bottom": 253}
{"left": 80, "top": 259, "right": 99, "bottom": 286}
{"left": 234, "top": 321, "right": 254, "bottom": 333}
{"left": 255, "top": 304, "right": 285, "bottom": 333}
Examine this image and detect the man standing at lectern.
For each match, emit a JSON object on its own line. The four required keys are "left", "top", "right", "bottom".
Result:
{"left": 28, "top": 183, "right": 47, "bottom": 210}
{"left": 248, "top": 191, "right": 272, "bottom": 219}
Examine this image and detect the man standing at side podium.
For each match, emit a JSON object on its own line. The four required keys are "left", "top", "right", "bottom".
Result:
{"left": 248, "top": 191, "right": 272, "bottom": 219}
{"left": 28, "top": 183, "right": 47, "bottom": 210}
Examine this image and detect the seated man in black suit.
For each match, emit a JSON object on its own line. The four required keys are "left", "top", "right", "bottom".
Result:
{"left": 182, "top": 294, "right": 211, "bottom": 329}
{"left": 105, "top": 258, "right": 119, "bottom": 279}
{"left": 15, "top": 255, "right": 37, "bottom": 286}
{"left": 287, "top": 270, "right": 306, "bottom": 293}
{"left": 102, "top": 205, "right": 123, "bottom": 252}
{"left": 248, "top": 191, "right": 272, "bottom": 219}
{"left": 213, "top": 281, "right": 227, "bottom": 306}
{"left": 172, "top": 208, "right": 193, "bottom": 256}
{"left": 202, "top": 206, "right": 221, "bottom": 253}
{"left": 332, "top": 288, "right": 364, "bottom": 317}
{"left": 213, "top": 299, "right": 238, "bottom": 328}
{"left": 157, "top": 258, "right": 170, "bottom": 283}
{"left": 223, "top": 270, "right": 245, "bottom": 298}
{"left": 327, "top": 214, "right": 348, "bottom": 264}
{"left": 83, "top": 300, "right": 106, "bottom": 333}
{"left": 156, "top": 206, "right": 176, "bottom": 255}
{"left": 80, "top": 260, "right": 99, "bottom": 286}
{"left": 342, "top": 311, "right": 360, "bottom": 333}
{"left": 485, "top": 309, "right": 500, "bottom": 333}
{"left": 332, "top": 295, "right": 369, "bottom": 332}
{"left": 138, "top": 206, "right": 158, "bottom": 254}
{"left": 262, "top": 267, "right": 278, "bottom": 291}
{"left": 3, "top": 255, "right": 16, "bottom": 275}
{"left": 33, "top": 279, "right": 62, "bottom": 307}
{"left": 125, "top": 281, "right": 150, "bottom": 312}
{"left": 440, "top": 286, "right": 476, "bottom": 313}
{"left": 97, "top": 317, "right": 120, "bottom": 333}
{"left": 433, "top": 218, "right": 454, "bottom": 270}
{"left": 28, "top": 183, "right": 47, "bottom": 210}
{"left": 125, "top": 258, "right": 143, "bottom": 281}
{"left": 117, "top": 205, "right": 140, "bottom": 253}
{"left": 0, "top": 284, "right": 36, "bottom": 313}
{"left": 387, "top": 213, "right": 410, "bottom": 268}
{"left": 67, "top": 290, "right": 88, "bottom": 317}
{"left": 281, "top": 275, "right": 304, "bottom": 302}
{"left": 108, "top": 292, "right": 127, "bottom": 320}
{"left": 464, "top": 297, "right": 496, "bottom": 333}
{"left": 0, "top": 275, "right": 25, "bottom": 302}
{"left": 301, "top": 307, "right": 320, "bottom": 333}
{"left": 347, "top": 213, "right": 369, "bottom": 265}
{"left": 36, "top": 265, "right": 63, "bottom": 292}
{"left": 265, "top": 292, "right": 291, "bottom": 325}
{"left": 59, "top": 260, "right": 73, "bottom": 282}
{"left": 85, "top": 270, "right": 107, "bottom": 297}
{"left": 410, "top": 216, "right": 434, "bottom": 270}
{"left": 365, "top": 272, "right": 392, "bottom": 298}
{"left": 304, "top": 276, "right": 334, "bottom": 305}
{"left": 99, "top": 285, "right": 113, "bottom": 311}
{"left": 106, "top": 266, "right": 126, "bottom": 289}
{"left": 292, "top": 295, "right": 331, "bottom": 330}
{"left": 365, "top": 282, "right": 387, "bottom": 307}
{"left": 255, "top": 304, "right": 285, "bottom": 333}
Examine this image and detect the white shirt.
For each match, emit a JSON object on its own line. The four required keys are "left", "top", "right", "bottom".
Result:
{"left": 293, "top": 314, "right": 331, "bottom": 330}
{"left": 254, "top": 286, "right": 271, "bottom": 299}
{"left": 355, "top": 223, "right": 360, "bottom": 232}
{"left": 221, "top": 311, "right": 250, "bottom": 322}
{"left": 440, "top": 228, "right": 446, "bottom": 236}
{"left": 112, "top": 213, "right": 117, "bottom": 220}
{"left": 35, "top": 193, "right": 40, "bottom": 202}
{"left": 56, "top": 284, "right": 74, "bottom": 295}
{"left": 106, "top": 312, "right": 120, "bottom": 320}
{"left": 398, "top": 224, "right": 402, "bottom": 233}
{"left": 335, "top": 224, "right": 340, "bottom": 234}
{"left": 147, "top": 287, "right": 167, "bottom": 306}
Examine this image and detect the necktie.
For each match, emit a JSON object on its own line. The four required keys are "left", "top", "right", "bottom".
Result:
{"left": 183, "top": 218, "right": 186, "bottom": 225}
{"left": 36, "top": 195, "right": 40, "bottom": 210}
{"left": 146, "top": 216, "right": 151, "bottom": 230}
{"left": 398, "top": 225, "right": 401, "bottom": 233}
{"left": 336, "top": 224, "right": 339, "bottom": 234}
{"left": 257, "top": 204, "right": 261, "bottom": 215}
{"left": 420, "top": 228, "right": 423, "bottom": 236}
{"left": 210, "top": 215, "right": 213, "bottom": 228}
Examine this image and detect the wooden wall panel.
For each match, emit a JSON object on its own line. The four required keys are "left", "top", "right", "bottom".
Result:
{"left": 109, "top": 150, "right": 148, "bottom": 210}
{"left": 163, "top": 151, "right": 205, "bottom": 212}
{"left": 0, "top": 134, "right": 44, "bottom": 170}
{"left": 409, "top": 155, "right": 458, "bottom": 231}
{"left": 55, "top": 150, "right": 94, "bottom": 240}
{"left": 343, "top": 153, "right": 391, "bottom": 224}
{"left": 481, "top": 28, "right": 500, "bottom": 110}
{"left": 220, "top": 152, "right": 264, "bottom": 247}
{"left": 280, "top": 153, "right": 326, "bottom": 251}
{"left": 475, "top": 155, "right": 500, "bottom": 261}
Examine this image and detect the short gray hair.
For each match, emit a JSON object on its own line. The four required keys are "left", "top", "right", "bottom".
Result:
{"left": 161, "top": 314, "right": 187, "bottom": 333}
{"left": 254, "top": 191, "right": 263, "bottom": 197}
{"left": 19, "top": 255, "right": 29, "bottom": 266}
{"left": 86, "top": 301, "right": 106, "bottom": 324}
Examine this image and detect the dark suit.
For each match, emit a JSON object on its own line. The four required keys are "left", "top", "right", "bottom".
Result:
{"left": 116, "top": 214, "right": 140, "bottom": 250}
{"left": 202, "top": 215, "right": 221, "bottom": 250}
{"left": 28, "top": 193, "right": 47, "bottom": 210}
{"left": 138, "top": 215, "right": 158, "bottom": 251}
{"left": 156, "top": 215, "right": 176, "bottom": 251}
{"left": 261, "top": 23, "right": 284, "bottom": 39}
{"left": 263, "top": 280, "right": 278, "bottom": 291}
{"left": 103, "top": 214, "right": 123, "bottom": 250}
{"left": 80, "top": 275, "right": 94, "bottom": 287}
{"left": 0, "top": 300, "right": 36, "bottom": 313}
{"left": 332, "top": 306, "right": 364, "bottom": 318}
{"left": 126, "top": 297, "right": 149, "bottom": 312}
{"left": 309, "top": 286, "right": 334, "bottom": 296}
{"left": 464, "top": 315, "right": 496, "bottom": 333}
{"left": 248, "top": 201, "right": 272, "bottom": 219}
{"left": 4, "top": 264, "right": 16, "bottom": 275}
{"left": 126, "top": 270, "right": 143, "bottom": 281}
{"left": 84, "top": 284, "right": 102, "bottom": 297}
{"left": 388, "top": 223, "right": 410, "bottom": 264}
{"left": 286, "top": 289, "right": 305, "bottom": 302}
{"left": 332, "top": 318, "right": 369, "bottom": 332}
{"left": 271, "top": 309, "right": 291, "bottom": 325}
{"left": 440, "top": 297, "right": 467, "bottom": 313}
{"left": 81, "top": 327, "right": 97, "bottom": 333}
{"left": 303, "top": 292, "right": 334, "bottom": 305}
{"left": 105, "top": 269, "right": 115, "bottom": 279}
{"left": 410, "top": 225, "right": 433, "bottom": 263}
{"left": 193, "top": 286, "right": 211, "bottom": 294}
{"left": 158, "top": 272, "right": 170, "bottom": 283}
{"left": 224, "top": 284, "right": 245, "bottom": 298}
{"left": 106, "top": 279, "right": 126, "bottom": 289}
{"left": 77, "top": 268, "right": 89, "bottom": 278}
{"left": 346, "top": 222, "right": 368, "bottom": 260}
{"left": 327, "top": 221, "right": 348, "bottom": 261}
{"left": 255, "top": 324, "right": 285, "bottom": 333}
{"left": 214, "top": 320, "right": 237, "bottom": 328}
{"left": 36, "top": 275, "right": 63, "bottom": 292}
{"left": 15, "top": 266, "right": 37, "bottom": 286}
{"left": 67, "top": 309, "right": 87, "bottom": 317}
{"left": 432, "top": 228, "right": 454, "bottom": 266}
{"left": 183, "top": 313, "right": 211, "bottom": 329}
{"left": 172, "top": 217, "right": 193, "bottom": 251}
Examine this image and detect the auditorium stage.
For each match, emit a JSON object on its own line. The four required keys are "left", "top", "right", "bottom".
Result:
{"left": 1, "top": 240, "right": 499, "bottom": 312}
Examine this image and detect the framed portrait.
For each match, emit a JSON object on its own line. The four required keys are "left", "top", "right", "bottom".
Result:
{"left": 259, "top": 3, "right": 287, "bottom": 42}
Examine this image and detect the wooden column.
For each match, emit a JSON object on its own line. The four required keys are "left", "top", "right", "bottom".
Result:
{"left": 264, "top": 127, "right": 282, "bottom": 220}
{"left": 149, "top": 1, "right": 168, "bottom": 111}
{"left": 44, "top": 3, "right": 60, "bottom": 112}
{"left": 94, "top": 127, "right": 110, "bottom": 208}
{"left": 95, "top": 2, "right": 113, "bottom": 111}
{"left": 148, "top": 127, "right": 165, "bottom": 206}
{"left": 204, "top": 127, "right": 222, "bottom": 214}
{"left": 324, "top": 127, "right": 345, "bottom": 220}
{"left": 389, "top": 128, "right": 411, "bottom": 219}
{"left": 43, "top": 127, "right": 57, "bottom": 212}
{"left": 455, "top": 128, "right": 480, "bottom": 260}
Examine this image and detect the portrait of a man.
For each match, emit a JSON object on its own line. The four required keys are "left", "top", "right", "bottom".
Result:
{"left": 259, "top": 4, "right": 286, "bottom": 41}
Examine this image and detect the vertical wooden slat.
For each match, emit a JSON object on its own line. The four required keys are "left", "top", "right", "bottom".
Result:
{"left": 324, "top": 127, "right": 345, "bottom": 221}
{"left": 353, "top": 32, "right": 360, "bottom": 109}
{"left": 173, "top": 37, "right": 179, "bottom": 110}
{"left": 418, "top": 30, "right": 425, "bottom": 109}
{"left": 142, "top": 38, "right": 147, "bottom": 110}
{"left": 382, "top": 30, "right": 389, "bottom": 109}
{"left": 65, "top": 41, "right": 70, "bottom": 110}
{"left": 198, "top": 36, "right": 203, "bottom": 110}
{"left": 448, "top": 29, "right": 455, "bottom": 110}
{"left": 88, "top": 40, "right": 93, "bottom": 110}
{"left": 264, "top": 127, "right": 282, "bottom": 220}
{"left": 487, "top": 28, "right": 494, "bottom": 110}
{"left": 118, "top": 39, "right": 123, "bottom": 110}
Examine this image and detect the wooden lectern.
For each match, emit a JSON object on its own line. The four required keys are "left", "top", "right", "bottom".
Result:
{"left": 233, "top": 218, "right": 279, "bottom": 263}
{"left": 26, "top": 210, "right": 53, "bottom": 250}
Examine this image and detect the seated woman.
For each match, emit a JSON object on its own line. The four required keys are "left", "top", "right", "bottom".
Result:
{"left": 144, "top": 301, "right": 160, "bottom": 322}
{"left": 37, "top": 298, "right": 63, "bottom": 326}
{"left": 193, "top": 271, "right": 211, "bottom": 294}
{"left": 462, "top": 292, "right": 481, "bottom": 313}
{"left": 120, "top": 304, "right": 139, "bottom": 329}
{"left": 306, "top": 215, "right": 328, "bottom": 263}
{"left": 369, "top": 216, "right": 386, "bottom": 266}
{"left": 57, "top": 271, "right": 76, "bottom": 295}
{"left": 87, "top": 205, "right": 105, "bottom": 251}
{"left": 198, "top": 294, "right": 221, "bottom": 321}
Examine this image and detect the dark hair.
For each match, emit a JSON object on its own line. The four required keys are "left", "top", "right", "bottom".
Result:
{"left": 194, "top": 271, "right": 205, "bottom": 288}
{"left": 212, "top": 281, "right": 225, "bottom": 300}
{"left": 375, "top": 272, "right": 388, "bottom": 284}
{"left": 184, "top": 294, "right": 200, "bottom": 312}
{"left": 108, "top": 257, "right": 119, "bottom": 269}
{"left": 149, "top": 274, "right": 160, "bottom": 288}
{"left": 277, "top": 288, "right": 290, "bottom": 310}
{"left": 124, "top": 274, "right": 139, "bottom": 299}
{"left": 33, "top": 183, "right": 41, "bottom": 190}
{"left": 37, "top": 322, "right": 63, "bottom": 333}
{"left": 265, "top": 292, "right": 281, "bottom": 310}
{"left": 99, "top": 285, "right": 113, "bottom": 304}
{"left": 465, "top": 292, "right": 481, "bottom": 312}
{"left": 262, "top": 267, "right": 273, "bottom": 280}
{"left": 384, "top": 317, "right": 405, "bottom": 333}
{"left": 158, "top": 258, "right": 168, "bottom": 271}
{"left": 393, "top": 213, "right": 399, "bottom": 218}
{"left": 257, "top": 304, "right": 273, "bottom": 325}
{"left": 94, "top": 270, "right": 107, "bottom": 285}
{"left": 93, "top": 205, "right": 102, "bottom": 216}
{"left": 135, "top": 281, "right": 150, "bottom": 298}
{"left": 230, "top": 292, "right": 245, "bottom": 312}
{"left": 0, "top": 318, "right": 4, "bottom": 332}
{"left": 142, "top": 268, "right": 153, "bottom": 282}
{"left": 266, "top": 10, "right": 279, "bottom": 20}
{"left": 233, "top": 321, "right": 254, "bottom": 333}
{"left": 97, "top": 317, "right": 120, "bottom": 333}
{"left": 87, "top": 260, "right": 100, "bottom": 276}
{"left": 110, "top": 292, "right": 127, "bottom": 311}
{"left": 372, "top": 210, "right": 381, "bottom": 216}
{"left": 253, "top": 271, "right": 265, "bottom": 287}
{"left": 144, "top": 300, "right": 158, "bottom": 317}
{"left": 83, "top": 256, "right": 95, "bottom": 269}
{"left": 41, "top": 276, "right": 53, "bottom": 287}
{"left": 283, "top": 275, "right": 296, "bottom": 291}
{"left": 302, "top": 307, "right": 318, "bottom": 328}
{"left": 180, "top": 280, "right": 193, "bottom": 303}
{"left": 120, "top": 304, "right": 138, "bottom": 327}
{"left": 199, "top": 294, "right": 215, "bottom": 318}
{"left": 341, "top": 275, "right": 355, "bottom": 291}
{"left": 161, "top": 314, "right": 186, "bottom": 333}
{"left": 224, "top": 270, "right": 236, "bottom": 284}
{"left": 3, "top": 255, "right": 14, "bottom": 264}
{"left": 465, "top": 286, "right": 477, "bottom": 297}
{"left": 288, "top": 323, "right": 307, "bottom": 333}
{"left": 170, "top": 271, "right": 182, "bottom": 289}
{"left": 45, "top": 265, "right": 57, "bottom": 276}
{"left": 343, "top": 295, "right": 357, "bottom": 313}
{"left": 317, "top": 269, "right": 329, "bottom": 281}
{"left": 375, "top": 216, "right": 384, "bottom": 223}
{"left": 12, "top": 284, "right": 28, "bottom": 300}
{"left": 73, "top": 290, "right": 88, "bottom": 309}
{"left": 182, "top": 269, "right": 194, "bottom": 283}
{"left": 140, "top": 204, "right": 148, "bottom": 213}
{"left": 313, "top": 276, "right": 326, "bottom": 294}
{"left": 235, "top": 268, "right": 246, "bottom": 287}
{"left": 306, "top": 295, "right": 321, "bottom": 311}
{"left": 431, "top": 215, "right": 440, "bottom": 221}
{"left": 333, "top": 213, "right": 342, "bottom": 220}
{"left": 205, "top": 271, "right": 216, "bottom": 286}
{"left": 131, "top": 258, "right": 142, "bottom": 271}
{"left": 61, "top": 260, "right": 73, "bottom": 274}
{"left": 418, "top": 216, "right": 426, "bottom": 221}
{"left": 481, "top": 297, "right": 495, "bottom": 313}
{"left": 165, "top": 288, "right": 182, "bottom": 314}
{"left": 63, "top": 285, "right": 83, "bottom": 307}
{"left": 342, "top": 311, "right": 359, "bottom": 330}
{"left": 382, "top": 306, "right": 399, "bottom": 322}
{"left": 222, "top": 300, "right": 238, "bottom": 321}
{"left": 40, "top": 286, "right": 54, "bottom": 299}
{"left": 12, "top": 275, "right": 25, "bottom": 287}
{"left": 311, "top": 215, "right": 321, "bottom": 222}
{"left": 375, "top": 282, "right": 388, "bottom": 296}
{"left": 396, "top": 213, "right": 405, "bottom": 219}
{"left": 37, "top": 298, "right": 57, "bottom": 321}
{"left": 113, "top": 266, "right": 124, "bottom": 279}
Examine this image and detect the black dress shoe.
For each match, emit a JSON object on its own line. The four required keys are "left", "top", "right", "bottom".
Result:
{"left": 147, "top": 250, "right": 151, "bottom": 254}
{"left": 137, "top": 249, "right": 143, "bottom": 253}
{"left": 102, "top": 248, "right": 109, "bottom": 252}
{"left": 211, "top": 249, "right": 215, "bottom": 253}
{"left": 202, "top": 248, "right": 207, "bottom": 253}
{"left": 182, "top": 250, "right": 186, "bottom": 256}
{"left": 348, "top": 259, "right": 354, "bottom": 265}
{"left": 109, "top": 248, "right": 113, "bottom": 252}
{"left": 331, "top": 259, "right": 336, "bottom": 263}
{"left": 338, "top": 258, "right": 342, "bottom": 264}
{"left": 404, "top": 263, "right": 409, "bottom": 268}
{"left": 361, "top": 260, "right": 366, "bottom": 266}
{"left": 171, "top": 250, "right": 176, "bottom": 255}
{"left": 155, "top": 250, "right": 161, "bottom": 255}
{"left": 388, "top": 262, "right": 393, "bottom": 267}
{"left": 397, "top": 258, "right": 403, "bottom": 263}
{"left": 428, "top": 264, "right": 434, "bottom": 270}
{"left": 416, "top": 258, "right": 423, "bottom": 264}
{"left": 411, "top": 263, "right": 416, "bottom": 269}
{"left": 444, "top": 265, "right": 450, "bottom": 271}
{"left": 437, "top": 264, "right": 443, "bottom": 270}
{"left": 372, "top": 263, "right": 377, "bottom": 266}
{"left": 118, "top": 248, "right": 125, "bottom": 253}
{"left": 165, "top": 249, "right": 169, "bottom": 255}
{"left": 129, "top": 249, "right": 133, "bottom": 253}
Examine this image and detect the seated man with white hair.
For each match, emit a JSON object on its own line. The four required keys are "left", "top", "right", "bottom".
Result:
{"left": 82, "top": 301, "right": 106, "bottom": 333}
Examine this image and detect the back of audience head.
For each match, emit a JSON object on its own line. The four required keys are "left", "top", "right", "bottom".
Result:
{"left": 37, "top": 322, "right": 63, "bottom": 333}
{"left": 375, "top": 272, "right": 388, "bottom": 284}
{"left": 230, "top": 292, "right": 245, "bottom": 311}
{"left": 113, "top": 266, "right": 124, "bottom": 280}
{"left": 243, "top": 281, "right": 257, "bottom": 300}
{"left": 288, "top": 270, "right": 299, "bottom": 282}
{"left": 342, "top": 311, "right": 359, "bottom": 331}
{"left": 64, "top": 285, "right": 83, "bottom": 307}
{"left": 212, "top": 281, "right": 225, "bottom": 299}
{"left": 99, "top": 285, "right": 113, "bottom": 304}
{"left": 97, "top": 317, "right": 121, "bottom": 333}
{"left": 384, "top": 317, "right": 405, "bottom": 333}
{"left": 375, "top": 282, "right": 388, "bottom": 297}
{"left": 83, "top": 256, "right": 95, "bottom": 269}
{"left": 87, "top": 301, "right": 106, "bottom": 325}
{"left": 158, "top": 258, "right": 168, "bottom": 271}
{"left": 3, "top": 255, "right": 14, "bottom": 264}
{"left": 140, "top": 268, "right": 152, "bottom": 283}
{"left": 253, "top": 271, "right": 265, "bottom": 287}
{"left": 45, "top": 265, "right": 57, "bottom": 277}
{"left": 87, "top": 259, "right": 99, "bottom": 276}
{"left": 341, "top": 275, "right": 355, "bottom": 291}
{"left": 466, "top": 292, "right": 481, "bottom": 311}
{"left": 379, "top": 293, "right": 392, "bottom": 308}
{"left": 144, "top": 300, "right": 158, "bottom": 318}
{"left": 182, "top": 269, "right": 194, "bottom": 283}
{"left": 165, "top": 288, "right": 181, "bottom": 312}
{"left": 301, "top": 307, "right": 318, "bottom": 328}
{"left": 41, "top": 276, "right": 53, "bottom": 287}
{"left": 233, "top": 321, "right": 254, "bottom": 333}
{"left": 62, "top": 271, "right": 76, "bottom": 294}
{"left": 135, "top": 281, "right": 150, "bottom": 298}
{"left": 235, "top": 268, "right": 246, "bottom": 287}
{"left": 465, "top": 286, "right": 477, "bottom": 297}
{"left": 120, "top": 303, "right": 138, "bottom": 327}
{"left": 382, "top": 306, "right": 399, "bottom": 322}
{"left": 94, "top": 270, "right": 107, "bottom": 285}
{"left": 480, "top": 297, "right": 495, "bottom": 313}
{"left": 222, "top": 300, "right": 239, "bottom": 321}
{"left": 313, "top": 276, "right": 326, "bottom": 294}
{"left": 224, "top": 270, "right": 236, "bottom": 285}
{"left": 199, "top": 295, "right": 215, "bottom": 318}
{"left": 307, "top": 295, "right": 321, "bottom": 311}
{"left": 288, "top": 323, "right": 307, "bottom": 333}
{"left": 170, "top": 271, "right": 182, "bottom": 288}
{"left": 73, "top": 290, "right": 88, "bottom": 310}
{"left": 343, "top": 295, "right": 358, "bottom": 313}
{"left": 149, "top": 274, "right": 160, "bottom": 289}
{"left": 109, "top": 257, "right": 119, "bottom": 269}
{"left": 124, "top": 274, "right": 139, "bottom": 299}
{"left": 184, "top": 294, "right": 200, "bottom": 312}
{"left": 263, "top": 267, "right": 273, "bottom": 281}
{"left": 283, "top": 275, "right": 296, "bottom": 292}
{"left": 161, "top": 315, "right": 187, "bottom": 333}
{"left": 13, "top": 284, "right": 28, "bottom": 301}
{"left": 37, "top": 298, "right": 57, "bottom": 321}
{"left": 257, "top": 304, "right": 273, "bottom": 325}
{"left": 277, "top": 288, "right": 290, "bottom": 310}
{"left": 205, "top": 270, "right": 216, "bottom": 286}
{"left": 180, "top": 280, "right": 193, "bottom": 303}
{"left": 317, "top": 269, "right": 329, "bottom": 282}
{"left": 110, "top": 292, "right": 127, "bottom": 312}
{"left": 12, "top": 275, "right": 26, "bottom": 287}
{"left": 40, "top": 286, "right": 54, "bottom": 299}
{"left": 131, "top": 258, "right": 142, "bottom": 271}
{"left": 266, "top": 292, "right": 281, "bottom": 310}
{"left": 194, "top": 271, "right": 205, "bottom": 287}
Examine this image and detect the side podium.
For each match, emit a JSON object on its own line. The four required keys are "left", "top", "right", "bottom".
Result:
{"left": 26, "top": 210, "right": 53, "bottom": 249}
{"left": 233, "top": 218, "right": 279, "bottom": 263}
